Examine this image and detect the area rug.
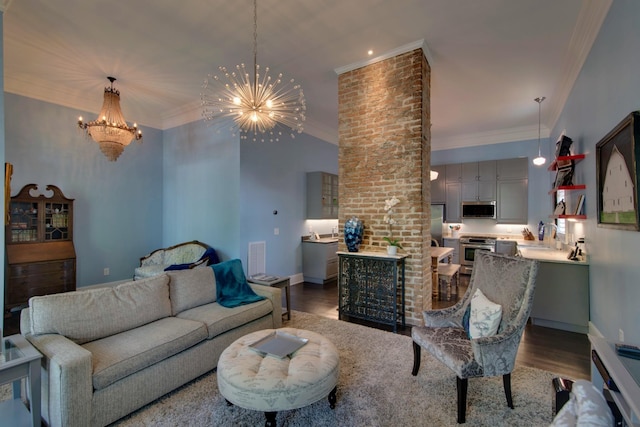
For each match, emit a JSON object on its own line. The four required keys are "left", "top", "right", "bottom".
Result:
{"left": 107, "top": 311, "right": 557, "bottom": 426}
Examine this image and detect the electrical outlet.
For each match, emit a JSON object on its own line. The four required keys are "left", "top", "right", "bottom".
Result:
{"left": 104, "top": 268, "right": 110, "bottom": 276}
{"left": 619, "top": 329, "right": 625, "bottom": 342}
{"left": 274, "top": 228, "right": 279, "bottom": 235}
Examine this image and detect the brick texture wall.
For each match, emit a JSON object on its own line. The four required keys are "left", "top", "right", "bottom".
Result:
{"left": 338, "top": 48, "right": 432, "bottom": 324}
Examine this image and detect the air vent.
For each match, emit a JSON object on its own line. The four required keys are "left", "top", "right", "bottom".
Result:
{"left": 248, "top": 241, "right": 266, "bottom": 277}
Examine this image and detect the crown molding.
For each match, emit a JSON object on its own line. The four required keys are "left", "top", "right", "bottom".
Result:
{"left": 334, "top": 39, "right": 433, "bottom": 75}
{"left": 432, "top": 124, "right": 550, "bottom": 152}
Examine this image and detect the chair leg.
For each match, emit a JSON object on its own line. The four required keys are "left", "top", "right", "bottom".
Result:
{"left": 457, "top": 377, "right": 468, "bottom": 423}
{"left": 412, "top": 341, "right": 421, "bottom": 375}
{"left": 503, "top": 373, "right": 514, "bottom": 409}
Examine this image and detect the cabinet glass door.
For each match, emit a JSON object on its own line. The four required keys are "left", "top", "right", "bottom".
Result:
{"left": 9, "top": 201, "right": 39, "bottom": 243}
{"left": 44, "top": 202, "right": 71, "bottom": 240}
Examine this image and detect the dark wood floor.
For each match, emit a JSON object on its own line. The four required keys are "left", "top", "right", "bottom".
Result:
{"left": 289, "top": 277, "right": 591, "bottom": 381}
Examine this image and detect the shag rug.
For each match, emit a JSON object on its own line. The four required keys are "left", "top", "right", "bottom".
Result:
{"left": 2, "top": 312, "right": 558, "bottom": 426}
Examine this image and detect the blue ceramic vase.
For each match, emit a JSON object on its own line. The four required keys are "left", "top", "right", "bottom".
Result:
{"left": 344, "top": 216, "right": 364, "bottom": 252}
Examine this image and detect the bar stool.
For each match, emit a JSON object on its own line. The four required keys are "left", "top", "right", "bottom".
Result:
{"left": 437, "top": 263, "right": 461, "bottom": 301}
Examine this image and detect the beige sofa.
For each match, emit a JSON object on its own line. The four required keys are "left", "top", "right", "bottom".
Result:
{"left": 20, "top": 266, "right": 282, "bottom": 427}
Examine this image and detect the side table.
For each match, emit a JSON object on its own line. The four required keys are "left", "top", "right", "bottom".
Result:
{"left": 248, "top": 275, "right": 291, "bottom": 320}
{"left": 0, "top": 334, "right": 42, "bottom": 427}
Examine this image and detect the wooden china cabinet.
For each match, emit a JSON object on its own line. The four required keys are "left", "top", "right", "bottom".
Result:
{"left": 5, "top": 184, "right": 76, "bottom": 315}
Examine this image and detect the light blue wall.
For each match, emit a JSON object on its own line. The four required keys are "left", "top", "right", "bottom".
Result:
{"left": 240, "top": 131, "right": 338, "bottom": 276}
{"left": 162, "top": 118, "right": 338, "bottom": 276}
{"left": 161, "top": 121, "right": 241, "bottom": 260}
{"left": 549, "top": 0, "right": 640, "bottom": 343}
{"left": 4, "top": 94, "right": 164, "bottom": 287}
{"left": 432, "top": 139, "right": 553, "bottom": 232}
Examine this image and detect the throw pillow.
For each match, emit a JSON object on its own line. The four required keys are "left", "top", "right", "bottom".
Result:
{"left": 462, "top": 304, "right": 471, "bottom": 338}
{"left": 468, "top": 288, "right": 502, "bottom": 338}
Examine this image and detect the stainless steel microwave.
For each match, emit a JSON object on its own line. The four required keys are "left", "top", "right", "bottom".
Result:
{"left": 461, "top": 201, "right": 496, "bottom": 219}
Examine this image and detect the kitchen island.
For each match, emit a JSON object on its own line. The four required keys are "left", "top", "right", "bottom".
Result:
{"left": 519, "top": 246, "right": 589, "bottom": 334}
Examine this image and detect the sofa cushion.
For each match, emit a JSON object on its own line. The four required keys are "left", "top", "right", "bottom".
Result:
{"left": 177, "top": 299, "right": 273, "bottom": 339}
{"left": 84, "top": 317, "right": 208, "bottom": 390}
{"left": 166, "top": 267, "right": 217, "bottom": 315}
{"left": 29, "top": 275, "right": 172, "bottom": 344}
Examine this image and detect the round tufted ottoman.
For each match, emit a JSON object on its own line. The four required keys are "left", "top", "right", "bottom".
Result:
{"left": 217, "top": 328, "right": 339, "bottom": 426}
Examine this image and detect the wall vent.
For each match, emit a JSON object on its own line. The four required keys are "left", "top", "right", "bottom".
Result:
{"left": 248, "top": 241, "right": 266, "bottom": 277}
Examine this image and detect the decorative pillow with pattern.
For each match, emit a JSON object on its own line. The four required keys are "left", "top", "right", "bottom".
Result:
{"left": 468, "top": 288, "right": 502, "bottom": 338}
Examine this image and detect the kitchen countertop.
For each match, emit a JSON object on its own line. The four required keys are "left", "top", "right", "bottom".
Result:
{"left": 518, "top": 247, "right": 589, "bottom": 265}
{"left": 302, "top": 235, "right": 339, "bottom": 244}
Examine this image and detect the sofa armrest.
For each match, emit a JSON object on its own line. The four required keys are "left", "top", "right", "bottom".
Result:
{"left": 25, "top": 333, "right": 93, "bottom": 427}
{"left": 249, "top": 284, "right": 283, "bottom": 328}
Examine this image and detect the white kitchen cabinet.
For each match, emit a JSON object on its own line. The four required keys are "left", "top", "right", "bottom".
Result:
{"left": 306, "top": 172, "right": 338, "bottom": 219}
{"left": 442, "top": 238, "right": 460, "bottom": 264}
{"left": 302, "top": 240, "right": 338, "bottom": 284}
{"left": 445, "top": 182, "right": 461, "bottom": 222}
{"left": 431, "top": 165, "right": 446, "bottom": 204}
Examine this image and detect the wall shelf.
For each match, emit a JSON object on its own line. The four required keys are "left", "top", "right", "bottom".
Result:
{"left": 548, "top": 154, "right": 586, "bottom": 171}
{"left": 550, "top": 214, "right": 587, "bottom": 220}
{"left": 549, "top": 184, "right": 586, "bottom": 194}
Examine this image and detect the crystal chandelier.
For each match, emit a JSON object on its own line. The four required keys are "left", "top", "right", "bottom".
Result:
{"left": 78, "top": 77, "right": 142, "bottom": 161}
{"left": 532, "top": 96, "right": 546, "bottom": 166}
{"left": 201, "top": 0, "right": 306, "bottom": 142}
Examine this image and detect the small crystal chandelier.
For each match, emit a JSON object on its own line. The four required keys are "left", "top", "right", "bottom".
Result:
{"left": 201, "top": 0, "right": 306, "bottom": 142}
{"left": 78, "top": 77, "right": 142, "bottom": 161}
{"left": 532, "top": 96, "right": 546, "bottom": 166}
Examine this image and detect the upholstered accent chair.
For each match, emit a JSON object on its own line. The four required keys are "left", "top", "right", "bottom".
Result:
{"left": 411, "top": 251, "right": 538, "bottom": 423}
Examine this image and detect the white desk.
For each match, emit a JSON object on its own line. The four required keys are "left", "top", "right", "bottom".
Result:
{"left": 590, "top": 335, "right": 640, "bottom": 426}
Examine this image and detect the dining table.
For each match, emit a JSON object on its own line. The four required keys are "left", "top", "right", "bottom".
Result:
{"left": 430, "top": 246, "right": 454, "bottom": 298}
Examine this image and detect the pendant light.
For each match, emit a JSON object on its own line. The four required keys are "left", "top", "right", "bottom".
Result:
{"left": 532, "top": 96, "right": 546, "bottom": 166}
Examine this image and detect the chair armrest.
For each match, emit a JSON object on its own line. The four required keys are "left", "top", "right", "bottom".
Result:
{"left": 26, "top": 333, "right": 93, "bottom": 427}
{"left": 422, "top": 300, "right": 466, "bottom": 327}
{"left": 470, "top": 323, "right": 524, "bottom": 376}
{"left": 249, "top": 284, "right": 283, "bottom": 328}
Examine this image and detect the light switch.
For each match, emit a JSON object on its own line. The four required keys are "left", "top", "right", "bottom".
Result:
{"left": 274, "top": 228, "right": 279, "bottom": 235}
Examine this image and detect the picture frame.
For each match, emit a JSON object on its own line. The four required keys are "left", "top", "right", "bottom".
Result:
{"left": 596, "top": 111, "right": 640, "bottom": 230}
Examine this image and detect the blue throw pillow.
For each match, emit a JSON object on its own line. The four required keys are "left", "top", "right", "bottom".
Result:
{"left": 199, "top": 247, "right": 220, "bottom": 265}
{"left": 164, "top": 263, "right": 191, "bottom": 271}
{"left": 462, "top": 304, "right": 471, "bottom": 339}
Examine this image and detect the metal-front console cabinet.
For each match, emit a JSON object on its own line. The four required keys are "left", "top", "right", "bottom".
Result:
{"left": 337, "top": 251, "right": 408, "bottom": 333}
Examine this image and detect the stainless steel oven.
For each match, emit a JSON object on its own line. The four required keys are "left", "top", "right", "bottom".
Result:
{"left": 460, "top": 236, "right": 496, "bottom": 274}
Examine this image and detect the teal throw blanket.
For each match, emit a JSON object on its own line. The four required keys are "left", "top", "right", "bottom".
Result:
{"left": 212, "top": 259, "right": 265, "bottom": 308}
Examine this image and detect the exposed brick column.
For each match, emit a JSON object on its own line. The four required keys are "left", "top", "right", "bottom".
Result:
{"left": 338, "top": 48, "right": 432, "bottom": 324}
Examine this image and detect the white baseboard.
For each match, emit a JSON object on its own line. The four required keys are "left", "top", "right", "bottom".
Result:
{"left": 290, "top": 273, "right": 304, "bottom": 285}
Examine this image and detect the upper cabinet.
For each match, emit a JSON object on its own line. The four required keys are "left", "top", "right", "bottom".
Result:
{"left": 461, "top": 161, "right": 496, "bottom": 201}
{"left": 432, "top": 157, "right": 529, "bottom": 224}
{"left": 306, "top": 172, "right": 339, "bottom": 219}
{"left": 431, "top": 165, "right": 446, "bottom": 204}
{"left": 497, "top": 158, "right": 528, "bottom": 180}
{"left": 496, "top": 158, "right": 529, "bottom": 224}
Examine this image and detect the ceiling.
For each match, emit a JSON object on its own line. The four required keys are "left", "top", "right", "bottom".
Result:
{"left": 1, "top": 0, "right": 612, "bottom": 150}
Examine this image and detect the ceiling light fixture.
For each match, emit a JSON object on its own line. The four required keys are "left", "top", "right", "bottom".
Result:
{"left": 532, "top": 96, "right": 546, "bottom": 166}
{"left": 201, "top": 0, "right": 305, "bottom": 142}
{"left": 77, "top": 77, "right": 142, "bottom": 161}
